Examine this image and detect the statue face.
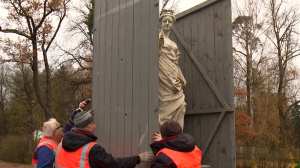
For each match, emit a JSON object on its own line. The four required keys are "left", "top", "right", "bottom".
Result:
{"left": 161, "top": 16, "right": 174, "bottom": 32}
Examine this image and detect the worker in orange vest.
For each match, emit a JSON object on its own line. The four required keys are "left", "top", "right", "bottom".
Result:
{"left": 55, "top": 111, "right": 154, "bottom": 168}
{"left": 32, "top": 118, "right": 64, "bottom": 168}
{"left": 150, "top": 120, "right": 202, "bottom": 168}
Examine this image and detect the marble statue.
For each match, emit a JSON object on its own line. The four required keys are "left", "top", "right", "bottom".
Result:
{"left": 158, "top": 9, "right": 187, "bottom": 129}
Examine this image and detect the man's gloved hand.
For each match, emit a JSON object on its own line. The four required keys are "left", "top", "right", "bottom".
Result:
{"left": 139, "top": 151, "right": 154, "bottom": 162}
{"left": 152, "top": 132, "right": 162, "bottom": 142}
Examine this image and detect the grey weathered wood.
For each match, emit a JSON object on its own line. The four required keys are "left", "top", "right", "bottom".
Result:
{"left": 176, "top": 19, "right": 185, "bottom": 76}
{"left": 205, "top": 4, "right": 216, "bottom": 110}
{"left": 221, "top": 0, "right": 235, "bottom": 166}
{"left": 110, "top": 0, "right": 120, "bottom": 156}
{"left": 172, "top": 26, "right": 229, "bottom": 108}
{"left": 203, "top": 111, "right": 226, "bottom": 157}
{"left": 139, "top": 0, "right": 150, "bottom": 167}
{"left": 92, "top": 0, "right": 100, "bottom": 136}
{"left": 117, "top": 0, "right": 126, "bottom": 158}
{"left": 200, "top": 114, "right": 210, "bottom": 158}
{"left": 176, "top": 0, "right": 221, "bottom": 20}
{"left": 97, "top": 0, "right": 107, "bottom": 147}
{"left": 183, "top": 15, "right": 192, "bottom": 113}
{"left": 124, "top": 0, "right": 134, "bottom": 157}
{"left": 103, "top": 0, "right": 113, "bottom": 151}
{"left": 190, "top": 11, "right": 200, "bottom": 115}
{"left": 132, "top": 0, "right": 142, "bottom": 159}
{"left": 192, "top": 114, "right": 201, "bottom": 148}
{"left": 148, "top": 0, "right": 159, "bottom": 148}
{"left": 226, "top": 111, "right": 236, "bottom": 168}
{"left": 188, "top": 107, "right": 234, "bottom": 114}
{"left": 214, "top": 2, "right": 224, "bottom": 105}
{"left": 213, "top": 2, "right": 226, "bottom": 168}
{"left": 198, "top": 9, "right": 208, "bottom": 110}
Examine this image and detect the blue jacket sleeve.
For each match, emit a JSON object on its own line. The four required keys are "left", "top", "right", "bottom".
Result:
{"left": 36, "top": 146, "right": 54, "bottom": 168}
{"left": 66, "top": 110, "right": 78, "bottom": 132}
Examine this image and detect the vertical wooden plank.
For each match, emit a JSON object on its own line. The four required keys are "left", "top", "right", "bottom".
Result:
{"left": 206, "top": 5, "right": 216, "bottom": 109}
{"left": 192, "top": 114, "right": 201, "bottom": 149}
{"left": 139, "top": 0, "right": 149, "bottom": 167}
{"left": 132, "top": 0, "right": 141, "bottom": 158}
{"left": 124, "top": 0, "right": 134, "bottom": 157}
{"left": 223, "top": 0, "right": 234, "bottom": 108}
{"left": 213, "top": 2, "right": 226, "bottom": 168}
{"left": 97, "top": 0, "right": 107, "bottom": 145}
{"left": 110, "top": 0, "right": 120, "bottom": 157}
{"left": 183, "top": 115, "right": 193, "bottom": 135}
{"left": 214, "top": 2, "right": 225, "bottom": 108}
{"left": 176, "top": 20, "right": 185, "bottom": 80}
{"left": 103, "top": 0, "right": 113, "bottom": 151}
{"left": 148, "top": 0, "right": 159, "bottom": 147}
{"left": 117, "top": 0, "right": 126, "bottom": 158}
{"left": 201, "top": 114, "right": 210, "bottom": 164}
{"left": 92, "top": 0, "right": 100, "bottom": 137}
{"left": 198, "top": 10, "right": 208, "bottom": 110}
{"left": 198, "top": 9, "right": 209, "bottom": 163}
{"left": 208, "top": 113, "right": 218, "bottom": 167}
{"left": 205, "top": 5, "right": 217, "bottom": 166}
{"left": 226, "top": 112, "right": 235, "bottom": 168}
{"left": 183, "top": 16, "right": 192, "bottom": 114}
{"left": 217, "top": 114, "right": 226, "bottom": 168}
{"left": 190, "top": 12, "right": 200, "bottom": 115}
{"left": 222, "top": 0, "right": 235, "bottom": 166}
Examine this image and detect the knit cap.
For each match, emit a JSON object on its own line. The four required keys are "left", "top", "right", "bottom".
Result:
{"left": 160, "top": 120, "right": 183, "bottom": 138}
{"left": 74, "top": 111, "right": 94, "bottom": 128}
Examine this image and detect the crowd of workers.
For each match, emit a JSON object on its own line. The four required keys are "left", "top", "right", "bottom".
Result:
{"left": 32, "top": 100, "right": 202, "bottom": 168}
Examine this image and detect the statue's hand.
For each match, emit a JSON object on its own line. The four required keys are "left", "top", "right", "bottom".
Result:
{"left": 159, "top": 34, "right": 164, "bottom": 47}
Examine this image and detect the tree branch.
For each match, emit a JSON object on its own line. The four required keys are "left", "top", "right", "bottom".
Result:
{"left": 0, "top": 28, "right": 31, "bottom": 39}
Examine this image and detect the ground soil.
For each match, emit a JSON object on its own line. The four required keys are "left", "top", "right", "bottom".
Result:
{"left": 0, "top": 161, "right": 31, "bottom": 168}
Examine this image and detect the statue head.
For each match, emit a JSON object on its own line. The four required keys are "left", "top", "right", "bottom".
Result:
{"left": 159, "top": 9, "right": 176, "bottom": 32}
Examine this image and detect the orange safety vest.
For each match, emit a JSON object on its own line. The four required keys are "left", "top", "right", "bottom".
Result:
{"left": 156, "top": 146, "right": 202, "bottom": 168}
{"left": 55, "top": 141, "right": 97, "bottom": 168}
{"left": 32, "top": 136, "right": 58, "bottom": 168}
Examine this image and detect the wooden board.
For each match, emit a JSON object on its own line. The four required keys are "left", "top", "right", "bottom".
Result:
{"left": 92, "top": 1, "right": 159, "bottom": 166}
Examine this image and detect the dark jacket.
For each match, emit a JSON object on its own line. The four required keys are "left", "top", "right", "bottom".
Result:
{"left": 150, "top": 134, "right": 199, "bottom": 168}
{"left": 61, "top": 128, "right": 140, "bottom": 168}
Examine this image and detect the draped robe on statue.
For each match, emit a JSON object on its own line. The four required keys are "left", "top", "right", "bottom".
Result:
{"left": 158, "top": 43, "right": 187, "bottom": 128}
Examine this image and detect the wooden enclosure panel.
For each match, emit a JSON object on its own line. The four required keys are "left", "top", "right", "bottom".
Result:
{"left": 92, "top": 0, "right": 159, "bottom": 164}
{"left": 173, "top": 0, "right": 235, "bottom": 167}
{"left": 185, "top": 112, "right": 231, "bottom": 167}
{"left": 124, "top": 0, "right": 134, "bottom": 157}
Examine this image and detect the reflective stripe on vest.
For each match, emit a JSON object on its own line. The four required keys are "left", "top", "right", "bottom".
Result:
{"left": 55, "top": 142, "right": 97, "bottom": 168}
{"left": 156, "top": 146, "right": 202, "bottom": 168}
{"left": 32, "top": 136, "right": 58, "bottom": 168}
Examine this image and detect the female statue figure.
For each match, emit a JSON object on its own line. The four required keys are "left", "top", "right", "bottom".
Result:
{"left": 158, "top": 9, "right": 186, "bottom": 128}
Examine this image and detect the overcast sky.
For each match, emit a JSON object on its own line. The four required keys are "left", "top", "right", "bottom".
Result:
{"left": 177, "top": 0, "right": 206, "bottom": 12}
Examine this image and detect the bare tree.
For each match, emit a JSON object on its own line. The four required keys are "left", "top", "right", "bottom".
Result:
{"left": 0, "top": 0, "right": 70, "bottom": 120}
{"left": 232, "top": 0, "right": 265, "bottom": 125}
{"left": 54, "top": 0, "right": 93, "bottom": 91}
{"left": 265, "top": 0, "right": 300, "bottom": 146}
{"left": 159, "top": 0, "right": 182, "bottom": 15}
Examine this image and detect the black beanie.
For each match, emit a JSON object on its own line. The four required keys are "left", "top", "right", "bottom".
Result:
{"left": 160, "top": 120, "right": 183, "bottom": 138}
{"left": 74, "top": 111, "right": 94, "bottom": 128}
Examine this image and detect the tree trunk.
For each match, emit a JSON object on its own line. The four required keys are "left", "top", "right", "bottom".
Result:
{"left": 43, "top": 49, "right": 53, "bottom": 120}
{"left": 31, "top": 38, "right": 53, "bottom": 121}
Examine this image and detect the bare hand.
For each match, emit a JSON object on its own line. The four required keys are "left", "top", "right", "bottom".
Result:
{"left": 79, "top": 101, "right": 86, "bottom": 108}
{"left": 152, "top": 132, "right": 162, "bottom": 142}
